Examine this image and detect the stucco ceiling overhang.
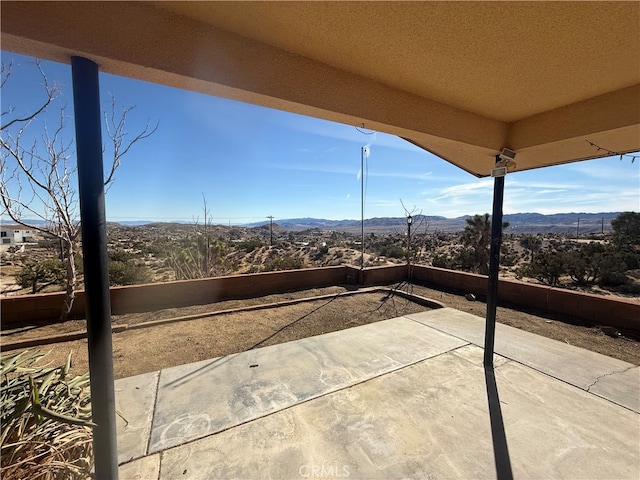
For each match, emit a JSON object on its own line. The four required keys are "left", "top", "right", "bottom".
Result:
{"left": 1, "top": 1, "right": 639, "bottom": 177}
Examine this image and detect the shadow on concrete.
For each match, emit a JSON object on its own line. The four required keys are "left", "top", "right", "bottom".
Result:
{"left": 165, "top": 355, "right": 236, "bottom": 388}
{"left": 484, "top": 366, "right": 514, "bottom": 480}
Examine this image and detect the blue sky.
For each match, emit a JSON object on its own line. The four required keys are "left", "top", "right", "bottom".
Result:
{"left": 2, "top": 52, "right": 638, "bottom": 224}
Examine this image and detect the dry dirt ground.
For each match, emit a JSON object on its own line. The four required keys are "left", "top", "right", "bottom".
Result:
{"left": 2, "top": 283, "right": 638, "bottom": 380}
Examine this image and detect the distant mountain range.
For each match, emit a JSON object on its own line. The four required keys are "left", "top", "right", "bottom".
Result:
{"left": 2, "top": 212, "right": 627, "bottom": 234}
{"left": 245, "top": 212, "right": 623, "bottom": 234}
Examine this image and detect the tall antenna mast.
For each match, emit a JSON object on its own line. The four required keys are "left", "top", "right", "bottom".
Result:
{"left": 360, "top": 146, "right": 367, "bottom": 269}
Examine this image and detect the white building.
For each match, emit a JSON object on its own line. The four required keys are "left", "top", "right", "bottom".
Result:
{"left": 0, "top": 225, "right": 36, "bottom": 245}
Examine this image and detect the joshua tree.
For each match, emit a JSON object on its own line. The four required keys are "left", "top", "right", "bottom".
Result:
{"left": 461, "top": 213, "right": 510, "bottom": 275}
{"left": 519, "top": 234, "right": 542, "bottom": 261}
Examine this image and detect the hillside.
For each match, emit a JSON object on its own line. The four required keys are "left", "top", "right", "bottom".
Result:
{"left": 2, "top": 211, "right": 637, "bottom": 300}
{"left": 246, "top": 212, "right": 621, "bottom": 234}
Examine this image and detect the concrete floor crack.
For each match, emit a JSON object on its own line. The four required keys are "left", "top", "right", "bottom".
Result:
{"left": 586, "top": 365, "right": 636, "bottom": 392}
{"left": 493, "top": 359, "right": 512, "bottom": 371}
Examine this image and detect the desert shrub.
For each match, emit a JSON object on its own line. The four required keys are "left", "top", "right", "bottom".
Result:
{"left": 144, "top": 242, "right": 170, "bottom": 258}
{"left": 1, "top": 351, "right": 94, "bottom": 479}
{"left": 431, "top": 252, "right": 459, "bottom": 270}
{"left": 564, "top": 251, "right": 591, "bottom": 285}
{"left": 520, "top": 250, "right": 565, "bottom": 286}
{"left": 109, "top": 260, "right": 152, "bottom": 286}
{"left": 262, "top": 255, "right": 305, "bottom": 272}
{"left": 564, "top": 243, "right": 606, "bottom": 285}
{"left": 611, "top": 211, "right": 640, "bottom": 247}
{"left": 238, "top": 238, "right": 262, "bottom": 253}
{"left": 611, "top": 283, "right": 640, "bottom": 295}
{"left": 617, "top": 250, "right": 640, "bottom": 270}
{"left": 379, "top": 244, "right": 404, "bottom": 259}
{"left": 37, "top": 236, "right": 62, "bottom": 253}
{"left": 519, "top": 234, "right": 542, "bottom": 261}
{"left": 598, "top": 255, "right": 629, "bottom": 287}
{"left": 18, "top": 259, "right": 65, "bottom": 293}
{"left": 312, "top": 244, "right": 330, "bottom": 260}
{"left": 431, "top": 246, "right": 484, "bottom": 273}
{"left": 244, "top": 265, "right": 261, "bottom": 274}
{"left": 500, "top": 244, "right": 518, "bottom": 267}
{"left": 108, "top": 249, "right": 152, "bottom": 286}
{"left": 108, "top": 248, "right": 134, "bottom": 263}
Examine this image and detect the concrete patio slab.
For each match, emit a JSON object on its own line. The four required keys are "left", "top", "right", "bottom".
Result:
{"left": 114, "top": 371, "right": 159, "bottom": 464}
{"left": 159, "top": 345, "right": 639, "bottom": 479}
{"left": 588, "top": 365, "right": 640, "bottom": 412}
{"left": 147, "top": 317, "right": 467, "bottom": 453}
{"left": 118, "top": 454, "right": 160, "bottom": 480}
{"left": 407, "top": 308, "right": 640, "bottom": 411}
{"left": 114, "top": 308, "right": 640, "bottom": 479}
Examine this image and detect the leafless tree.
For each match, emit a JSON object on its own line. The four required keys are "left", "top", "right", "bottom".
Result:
{"left": 166, "top": 195, "right": 231, "bottom": 280}
{"left": 1, "top": 59, "right": 157, "bottom": 319}
{"left": 400, "top": 199, "right": 429, "bottom": 263}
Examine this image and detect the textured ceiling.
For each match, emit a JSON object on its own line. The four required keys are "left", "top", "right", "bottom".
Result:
{"left": 1, "top": 1, "right": 639, "bottom": 176}
{"left": 154, "top": 1, "right": 639, "bottom": 123}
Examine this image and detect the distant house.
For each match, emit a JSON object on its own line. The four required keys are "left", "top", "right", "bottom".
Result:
{"left": 0, "top": 225, "right": 36, "bottom": 245}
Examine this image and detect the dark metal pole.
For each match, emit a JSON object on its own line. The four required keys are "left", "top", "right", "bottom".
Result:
{"left": 360, "top": 147, "right": 365, "bottom": 270}
{"left": 406, "top": 216, "right": 413, "bottom": 280}
{"left": 71, "top": 56, "right": 118, "bottom": 479}
{"left": 267, "top": 216, "right": 274, "bottom": 246}
{"left": 483, "top": 155, "right": 505, "bottom": 367}
{"left": 406, "top": 216, "right": 412, "bottom": 264}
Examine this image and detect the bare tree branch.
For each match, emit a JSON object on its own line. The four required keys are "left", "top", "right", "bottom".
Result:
{"left": 1, "top": 59, "right": 156, "bottom": 319}
{"left": 103, "top": 94, "right": 159, "bottom": 187}
{"left": 1, "top": 59, "right": 13, "bottom": 89}
{"left": 1, "top": 59, "right": 59, "bottom": 131}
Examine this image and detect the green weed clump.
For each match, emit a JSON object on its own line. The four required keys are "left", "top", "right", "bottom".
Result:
{"left": 1, "top": 350, "right": 94, "bottom": 480}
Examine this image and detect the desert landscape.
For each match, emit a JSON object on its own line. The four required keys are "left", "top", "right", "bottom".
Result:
{"left": 1, "top": 212, "right": 638, "bottom": 299}
{"left": 2, "top": 211, "right": 639, "bottom": 375}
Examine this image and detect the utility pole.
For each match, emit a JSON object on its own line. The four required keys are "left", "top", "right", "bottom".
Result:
{"left": 267, "top": 216, "right": 274, "bottom": 246}
{"left": 576, "top": 217, "right": 580, "bottom": 240}
{"left": 601, "top": 217, "right": 604, "bottom": 235}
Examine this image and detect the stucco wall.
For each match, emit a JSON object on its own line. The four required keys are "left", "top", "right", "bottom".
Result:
{"left": 2, "top": 264, "right": 638, "bottom": 332}
{"left": 1, "top": 266, "right": 348, "bottom": 326}
{"left": 411, "top": 265, "right": 639, "bottom": 331}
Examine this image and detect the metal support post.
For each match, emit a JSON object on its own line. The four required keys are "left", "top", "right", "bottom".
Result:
{"left": 406, "top": 214, "right": 413, "bottom": 279}
{"left": 360, "top": 147, "right": 365, "bottom": 270}
{"left": 483, "top": 154, "right": 505, "bottom": 367}
{"left": 71, "top": 56, "right": 119, "bottom": 479}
